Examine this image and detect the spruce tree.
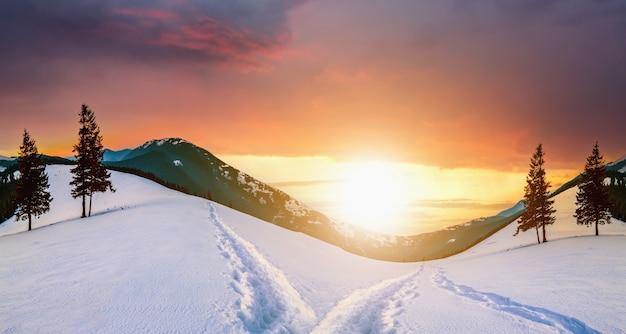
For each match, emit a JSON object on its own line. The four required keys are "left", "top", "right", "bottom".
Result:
{"left": 575, "top": 142, "right": 611, "bottom": 235}
{"left": 70, "top": 104, "right": 114, "bottom": 218}
{"left": 515, "top": 144, "right": 555, "bottom": 243}
{"left": 86, "top": 125, "right": 114, "bottom": 216}
{"left": 14, "top": 130, "right": 52, "bottom": 230}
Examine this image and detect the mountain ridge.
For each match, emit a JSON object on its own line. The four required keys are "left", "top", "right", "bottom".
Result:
{"left": 102, "top": 137, "right": 522, "bottom": 261}
{"left": 6, "top": 138, "right": 623, "bottom": 261}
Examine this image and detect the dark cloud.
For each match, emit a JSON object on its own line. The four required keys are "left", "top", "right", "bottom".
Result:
{"left": 1, "top": 0, "right": 625, "bottom": 169}
{"left": 0, "top": 0, "right": 306, "bottom": 95}
{"left": 401, "top": 0, "right": 626, "bottom": 167}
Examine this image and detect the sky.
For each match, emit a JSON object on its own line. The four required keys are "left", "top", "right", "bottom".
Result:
{"left": 1, "top": 0, "right": 626, "bottom": 234}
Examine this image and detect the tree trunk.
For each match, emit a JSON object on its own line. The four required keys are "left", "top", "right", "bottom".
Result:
{"left": 27, "top": 202, "right": 32, "bottom": 231}
{"left": 595, "top": 218, "right": 599, "bottom": 236}
{"left": 542, "top": 224, "right": 547, "bottom": 243}
{"left": 535, "top": 226, "right": 540, "bottom": 244}
{"left": 88, "top": 194, "right": 93, "bottom": 217}
{"left": 81, "top": 194, "right": 86, "bottom": 218}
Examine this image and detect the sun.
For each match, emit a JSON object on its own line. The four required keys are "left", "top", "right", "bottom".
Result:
{"left": 334, "top": 162, "right": 412, "bottom": 232}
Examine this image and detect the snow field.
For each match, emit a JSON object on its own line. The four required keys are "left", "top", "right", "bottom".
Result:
{"left": 0, "top": 167, "right": 239, "bottom": 332}
{"left": 1, "top": 165, "right": 625, "bottom": 333}
{"left": 311, "top": 267, "right": 423, "bottom": 334}
{"left": 208, "top": 202, "right": 317, "bottom": 332}
{"left": 441, "top": 186, "right": 626, "bottom": 333}
{"left": 432, "top": 268, "right": 599, "bottom": 333}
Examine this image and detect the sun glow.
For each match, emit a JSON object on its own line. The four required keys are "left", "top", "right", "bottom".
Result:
{"left": 222, "top": 155, "right": 529, "bottom": 235}
{"left": 334, "top": 162, "right": 413, "bottom": 231}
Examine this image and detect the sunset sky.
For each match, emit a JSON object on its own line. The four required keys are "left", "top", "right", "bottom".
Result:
{"left": 1, "top": 1, "right": 625, "bottom": 234}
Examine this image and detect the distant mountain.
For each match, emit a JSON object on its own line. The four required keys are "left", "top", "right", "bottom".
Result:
{"left": 549, "top": 154, "right": 626, "bottom": 197}
{"left": 496, "top": 200, "right": 524, "bottom": 217}
{"left": 0, "top": 154, "right": 72, "bottom": 171}
{"left": 103, "top": 148, "right": 132, "bottom": 162}
{"left": 103, "top": 138, "right": 524, "bottom": 261}
{"left": 607, "top": 155, "right": 626, "bottom": 173}
{"left": 0, "top": 157, "right": 15, "bottom": 170}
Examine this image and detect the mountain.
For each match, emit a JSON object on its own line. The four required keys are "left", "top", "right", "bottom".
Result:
{"left": 0, "top": 154, "right": 72, "bottom": 180}
{"left": 496, "top": 200, "right": 524, "bottom": 217}
{"left": 549, "top": 154, "right": 626, "bottom": 197}
{"left": 103, "top": 148, "right": 132, "bottom": 162}
{"left": 104, "top": 138, "right": 335, "bottom": 238}
{"left": 0, "top": 157, "right": 15, "bottom": 172}
{"left": 0, "top": 165, "right": 624, "bottom": 332}
{"left": 103, "top": 138, "right": 522, "bottom": 261}
{"left": 4, "top": 139, "right": 625, "bottom": 262}
{"left": 607, "top": 154, "right": 626, "bottom": 172}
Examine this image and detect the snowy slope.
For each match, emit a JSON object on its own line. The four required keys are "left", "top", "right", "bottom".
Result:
{"left": 1, "top": 166, "right": 625, "bottom": 333}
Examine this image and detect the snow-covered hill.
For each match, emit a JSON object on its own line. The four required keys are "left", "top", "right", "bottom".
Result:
{"left": 1, "top": 166, "right": 625, "bottom": 333}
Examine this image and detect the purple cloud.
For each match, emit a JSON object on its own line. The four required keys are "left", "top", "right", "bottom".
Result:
{"left": 0, "top": 0, "right": 307, "bottom": 96}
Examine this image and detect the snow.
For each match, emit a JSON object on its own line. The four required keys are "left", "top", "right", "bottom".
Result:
{"left": 236, "top": 171, "right": 276, "bottom": 204}
{"left": 1, "top": 165, "right": 625, "bottom": 333}
{"left": 170, "top": 138, "right": 188, "bottom": 146}
{"left": 139, "top": 139, "right": 156, "bottom": 149}
{"left": 140, "top": 138, "right": 190, "bottom": 149}
{"left": 209, "top": 204, "right": 317, "bottom": 331}
{"left": 173, "top": 159, "right": 183, "bottom": 167}
{"left": 0, "top": 166, "right": 5, "bottom": 172}
{"left": 464, "top": 186, "right": 626, "bottom": 257}
{"left": 284, "top": 198, "right": 308, "bottom": 217}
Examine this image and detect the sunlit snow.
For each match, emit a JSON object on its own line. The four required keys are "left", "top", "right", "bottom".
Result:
{"left": 0, "top": 166, "right": 624, "bottom": 333}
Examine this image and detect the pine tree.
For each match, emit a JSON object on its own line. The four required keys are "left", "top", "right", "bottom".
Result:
{"left": 70, "top": 104, "right": 114, "bottom": 218}
{"left": 14, "top": 130, "right": 52, "bottom": 230}
{"left": 515, "top": 144, "right": 555, "bottom": 244}
{"left": 86, "top": 121, "right": 114, "bottom": 216}
{"left": 575, "top": 142, "right": 611, "bottom": 235}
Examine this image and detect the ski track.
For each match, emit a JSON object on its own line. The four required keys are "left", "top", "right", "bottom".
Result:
{"left": 311, "top": 265, "right": 423, "bottom": 334}
{"left": 208, "top": 203, "right": 317, "bottom": 333}
{"left": 432, "top": 268, "right": 600, "bottom": 334}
